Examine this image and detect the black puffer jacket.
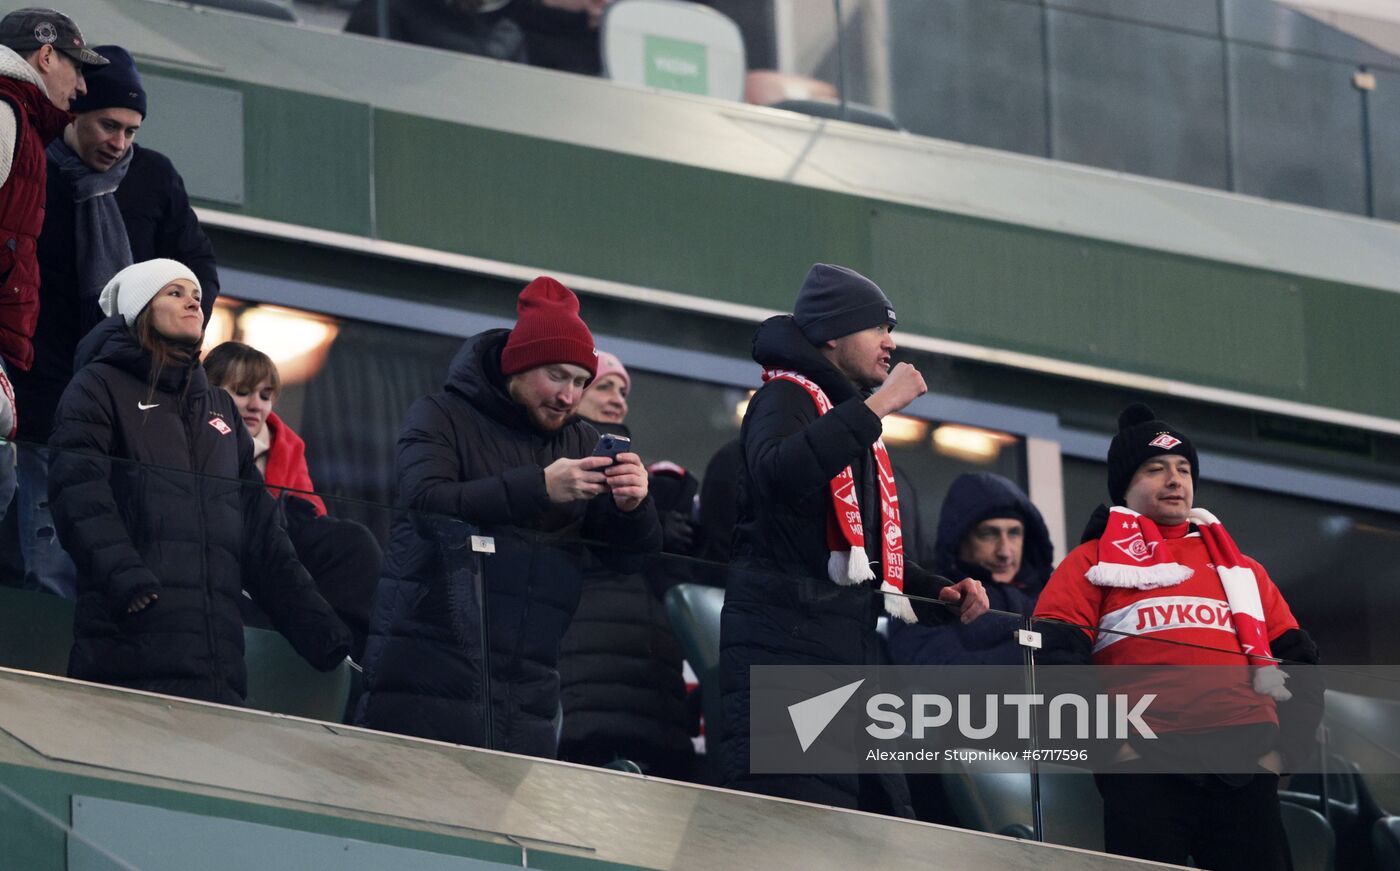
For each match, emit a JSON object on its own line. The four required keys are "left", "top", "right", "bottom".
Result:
{"left": 887, "top": 472, "right": 1054, "bottom": 666}
{"left": 556, "top": 557, "right": 694, "bottom": 776}
{"left": 719, "top": 315, "right": 952, "bottom": 813}
{"left": 557, "top": 435, "right": 696, "bottom": 778}
{"left": 357, "top": 330, "right": 661, "bottom": 758}
{"left": 49, "top": 319, "right": 350, "bottom": 705}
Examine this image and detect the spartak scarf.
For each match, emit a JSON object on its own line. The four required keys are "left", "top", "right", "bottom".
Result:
{"left": 761, "top": 369, "right": 915, "bottom": 623}
{"left": 1086, "top": 505, "right": 1290, "bottom": 700}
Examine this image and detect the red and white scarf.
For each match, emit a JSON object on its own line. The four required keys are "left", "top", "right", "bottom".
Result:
{"left": 761, "top": 369, "right": 916, "bottom": 623}
{"left": 1086, "top": 505, "right": 1290, "bottom": 700}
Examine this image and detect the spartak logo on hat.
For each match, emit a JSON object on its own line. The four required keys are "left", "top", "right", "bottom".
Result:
{"left": 33, "top": 22, "right": 57, "bottom": 44}
{"left": 1148, "top": 433, "right": 1182, "bottom": 450}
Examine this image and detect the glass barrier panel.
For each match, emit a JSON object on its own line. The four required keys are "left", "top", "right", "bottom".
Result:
{"left": 0, "top": 437, "right": 490, "bottom": 749}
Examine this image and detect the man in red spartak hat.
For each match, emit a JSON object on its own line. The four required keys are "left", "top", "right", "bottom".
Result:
{"left": 358, "top": 276, "right": 661, "bottom": 759}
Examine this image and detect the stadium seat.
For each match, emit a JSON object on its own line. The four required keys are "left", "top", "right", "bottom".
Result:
{"left": 940, "top": 756, "right": 1103, "bottom": 850}
{"left": 1323, "top": 690, "right": 1400, "bottom": 814}
{"left": 1373, "top": 816, "right": 1400, "bottom": 870}
{"left": 664, "top": 583, "right": 724, "bottom": 780}
{"left": 601, "top": 0, "right": 746, "bottom": 101}
{"left": 243, "top": 626, "right": 353, "bottom": 722}
{"left": 1282, "top": 753, "right": 1368, "bottom": 853}
{"left": 0, "top": 585, "right": 74, "bottom": 676}
{"left": 1281, "top": 800, "right": 1336, "bottom": 871}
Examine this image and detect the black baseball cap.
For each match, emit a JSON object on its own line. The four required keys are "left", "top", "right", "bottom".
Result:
{"left": 0, "top": 8, "right": 108, "bottom": 68}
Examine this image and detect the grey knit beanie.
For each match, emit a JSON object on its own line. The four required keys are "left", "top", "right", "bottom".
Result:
{"left": 792, "top": 263, "right": 897, "bottom": 344}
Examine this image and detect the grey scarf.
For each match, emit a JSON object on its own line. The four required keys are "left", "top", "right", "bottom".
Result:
{"left": 47, "top": 139, "right": 135, "bottom": 304}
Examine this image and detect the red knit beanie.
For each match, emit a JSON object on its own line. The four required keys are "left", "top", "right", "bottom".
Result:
{"left": 500, "top": 277, "right": 598, "bottom": 378}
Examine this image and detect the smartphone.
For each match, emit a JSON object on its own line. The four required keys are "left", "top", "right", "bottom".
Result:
{"left": 592, "top": 433, "right": 632, "bottom": 464}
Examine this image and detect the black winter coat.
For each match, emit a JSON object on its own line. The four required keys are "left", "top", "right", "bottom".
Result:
{"left": 20, "top": 144, "right": 219, "bottom": 442}
{"left": 556, "top": 555, "right": 695, "bottom": 777}
{"left": 357, "top": 330, "right": 662, "bottom": 758}
{"left": 719, "top": 315, "right": 951, "bottom": 814}
{"left": 887, "top": 472, "right": 1054, "bottom": 666}
{"left": 557, "top": 428, "right": 695, "bottom": 778}
{"left": 50, "top": 319, "right": 349, "bottom": 705}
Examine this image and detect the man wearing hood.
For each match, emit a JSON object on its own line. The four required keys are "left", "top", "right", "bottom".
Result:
{"left": 719, "top": 263, "right": 989, "bottom": 814}
{"left": 888, "top": 472, "right": 1053, "bottom": 665}
{"left": 358, "top": 277, "right": 662, "bottom": 759}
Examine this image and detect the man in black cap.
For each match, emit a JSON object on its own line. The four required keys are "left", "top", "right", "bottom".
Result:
{"left": 0, "top": 8, "right": 105, "bottom": 526}
{"left": 719, "top": 263, "right": 988, "bottom": 815}
{"left": 7, "top": 44, "right": 218, "bottom": 598}
{"left": 1035, "top": 403, "right": 1322, "bottom": 869}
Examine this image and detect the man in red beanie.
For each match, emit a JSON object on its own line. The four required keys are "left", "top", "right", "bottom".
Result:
{"left": 358, "top": 276, "right": 662, "bottom": 759}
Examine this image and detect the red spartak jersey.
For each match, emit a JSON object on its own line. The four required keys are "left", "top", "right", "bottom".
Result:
{"left": 1035, "top": 528, "right": 1299, "bottom": 732}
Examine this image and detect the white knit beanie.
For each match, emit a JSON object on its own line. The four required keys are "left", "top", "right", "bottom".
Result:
{"left": 98, "top": 259, "right": 202, "bottom": 327}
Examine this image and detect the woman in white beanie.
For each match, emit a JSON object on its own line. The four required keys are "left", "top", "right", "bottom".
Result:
{"left": 47, "top": 259, "right": 351, "bottom": 706}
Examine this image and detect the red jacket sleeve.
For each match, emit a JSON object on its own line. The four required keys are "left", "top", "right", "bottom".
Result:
{"left": 263, "top": 413, "right": 327, "bottom": 516}
{"left": 1250, "top": 557, "right": 1300, "bottom": 641}
{"left": 1033, "top": 541, "right": 1104, "bottom": 642}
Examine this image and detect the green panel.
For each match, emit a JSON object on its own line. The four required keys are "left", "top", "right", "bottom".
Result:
{"left": 1298, "top": 279, "right": 1400, "bottom": 419}
{"left": 241, "top": 84, "right": 372, "bottom": 235}
{"left": 870, "top": 205, "right": 1309, "bottom": 397}
{"left": 371, "top": 111, "right": 871, "bottom": 304}
{"left": 0, "top": 764, "right": 644, "bottom": 871}
{"left": 132, "top": 72, "right": 1400, "bottom": 423}
{"left": 150, "top": 71, "right": 373, "bottom": 236}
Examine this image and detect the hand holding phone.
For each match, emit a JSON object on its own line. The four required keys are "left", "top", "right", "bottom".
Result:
{"left": 591, "top": 433, "right": 632, "bottom": 465}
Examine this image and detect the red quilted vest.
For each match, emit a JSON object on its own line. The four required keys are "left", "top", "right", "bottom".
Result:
{"left": 0, "top": 75, "right": 69, "bottom": 371}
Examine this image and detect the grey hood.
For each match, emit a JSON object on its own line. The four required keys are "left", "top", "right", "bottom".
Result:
{"left": 0, "top": 45, "right": 47, "bottom": 94}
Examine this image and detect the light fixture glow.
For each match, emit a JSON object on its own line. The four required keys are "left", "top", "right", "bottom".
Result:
{"left": 199, "top": 299, "right": 238, "bottom": 355}
{"left": 881, "top": 414, "right": 928, "bottom": 447}
{"left": 236, "top": 305, "right": 340, "bottom": 385}
{"left": 931, "top": 424, "right": 1014, "bottom": 464}
{"left": 733, "top": 390, "right": 756, "bottom": 427}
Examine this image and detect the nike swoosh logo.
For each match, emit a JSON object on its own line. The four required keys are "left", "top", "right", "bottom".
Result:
{"left": 137, "top": 402, "right": 159, "bottom": 410}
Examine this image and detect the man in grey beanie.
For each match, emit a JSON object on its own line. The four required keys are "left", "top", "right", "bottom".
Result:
{"left": 719, "top": 263, "right": 988, "bottom": 816}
